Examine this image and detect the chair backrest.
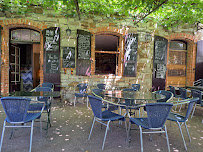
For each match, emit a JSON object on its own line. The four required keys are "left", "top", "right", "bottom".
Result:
{"left": 155, "top": 90, "right": 173, "bottom": 102}
{"left": 1, "top": 97, "right": 31, "bottom": 123}
{"left": 42, "top": 82, "right": 54, "bottom": 89}
{"left": 77, "top": 83, "right": 88, "bottom": 94}
{"left": 97, "top": 84, "right": 106, "bottom": 90}
{"left": 123, "top": 88, "right": 134, "bottom": 91}
{"left": 88, "top": 95, "right": 102, "bottom": 119}
{"left": 132, "top": 84, "right": 140, "bottom": 91}
{"left": 179, "top": 87, "right": 187, "bottom": 99}
{"left": 169, "top": 86, "right": 180, "bottom": 97}
{"left": 184, "top": 97, "right": 199, "bottom": 120}
{"left": 191, "top": 89, "right": 202, "bottom": 105}
{"left": 146, "top": 102, "right": 173, "bottom": 128}
{"left": 35, "top": 87, "right": 52, "bottom": 102}
{"left": 92, "top": 88, "right": 104, "bottom": 98}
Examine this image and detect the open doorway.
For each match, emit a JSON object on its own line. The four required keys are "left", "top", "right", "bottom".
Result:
{"left": 9, "top": 28, "right": 40, "bottom": 92}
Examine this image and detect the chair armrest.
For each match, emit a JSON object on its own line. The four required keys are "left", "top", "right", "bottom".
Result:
{"left": 30, "top": 99, "right": 45, "bottom": 113}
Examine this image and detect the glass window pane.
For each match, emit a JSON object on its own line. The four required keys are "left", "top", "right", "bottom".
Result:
{"left": 11, "top": 30, "right": 21, "bottom": 40}
{"left": 21, "top": 29, "right": 30, "bottom": 41}
{"left": 169, "top": 41, "right": 187, "bottom": 50}
{"left": 31, "top": 30, "right": 40, "bottom": 42}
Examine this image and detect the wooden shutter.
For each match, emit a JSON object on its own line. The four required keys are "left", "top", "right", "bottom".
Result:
{"left": 76, "top": 29, "right": 91, "bottom": 76}
{"left": 152, "top": 36, "right": 168, "bottom": 91}
{"left": 43, "top": 27, "right": 60, "bottom": 88}
{"left": 195, "top": 40, "right": 203, "bottom": 80}
{"left": 124, "top": 34, "right": 138, "bottom": 77}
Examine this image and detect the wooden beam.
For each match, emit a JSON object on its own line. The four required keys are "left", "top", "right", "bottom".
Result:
{"left": 74, "top": 0, "right": 81, "bottom": 20}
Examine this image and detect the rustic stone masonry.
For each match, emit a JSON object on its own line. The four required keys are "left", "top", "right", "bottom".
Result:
{"left": 0, "top": 11, "right": 202, "bottom": 94}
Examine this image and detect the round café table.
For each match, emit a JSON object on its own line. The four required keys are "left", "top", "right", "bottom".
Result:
{"left": 101, "top": 90, "right": 166, "bottom": 117}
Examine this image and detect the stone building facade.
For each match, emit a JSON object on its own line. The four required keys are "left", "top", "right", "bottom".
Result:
{"left": 0, "top": 8, "right": 202, "bottom": 95}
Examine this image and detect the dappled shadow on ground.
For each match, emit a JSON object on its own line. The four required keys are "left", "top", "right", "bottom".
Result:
{"left": 0, "top": 98, "right": 202, "bottom": 152}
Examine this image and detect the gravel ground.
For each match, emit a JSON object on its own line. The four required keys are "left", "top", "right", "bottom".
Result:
{"left": 0, "top": 96, "right": 202, "bottom": 152}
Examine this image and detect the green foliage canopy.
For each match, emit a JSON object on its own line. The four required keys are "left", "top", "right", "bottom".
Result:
{"left": 0, "top": 0, "right": 202, "bottom": 29}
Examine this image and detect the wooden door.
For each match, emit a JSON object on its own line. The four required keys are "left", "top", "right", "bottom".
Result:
{"left": 152, "top": 36, "right": 168, "bottom": 91}
{"left": 195, "top": 40, "right": 203, "bottom": 81}
{"left": 166, "top": 40, "right": 187, "bottom": 88}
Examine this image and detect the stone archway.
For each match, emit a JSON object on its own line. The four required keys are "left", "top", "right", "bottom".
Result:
{"left": 0, "top": 19, "right": 48, "bottom": 95}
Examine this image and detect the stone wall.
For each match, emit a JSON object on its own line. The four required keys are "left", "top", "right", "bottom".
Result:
{"left": 0, "top": 10, "right": 202, "bottom": 94}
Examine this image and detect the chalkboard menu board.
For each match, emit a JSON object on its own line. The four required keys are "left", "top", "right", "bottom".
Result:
{"left": 154, "top": 40, "right": 167, "bottom": 64}
{"left": 124, "top": 34, "right": 138, "bottom": 77}
{"left": 124, "top": 34, "right": 138, "bottom": 61}
{"left": 77, "top": 29, "right": 91, "bottom": 59}
{"left": 152, "top": 36, "right": 168, "bottom": 91}
{"left": 44, "top": 27, "right": 60, "bottom": 51}
{"left": 124, "top": 62, "right": 136, "bottom": 76}
{"left": 156, "top": 63, "right": 166, "bottom": 79}
{"left": 62, "top": 47, "right": 75, "bottom": 68}
{"left": 46, "top": 52, "right": 60, "bottom": 74}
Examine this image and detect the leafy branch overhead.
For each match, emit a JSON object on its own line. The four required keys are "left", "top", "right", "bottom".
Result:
{"left": 0, "top": 0, "right": 202, "bottom": 29}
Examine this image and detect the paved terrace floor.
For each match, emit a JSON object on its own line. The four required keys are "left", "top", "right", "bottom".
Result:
{"left": 0, "top": 95, "right": 202, "bottom": 152}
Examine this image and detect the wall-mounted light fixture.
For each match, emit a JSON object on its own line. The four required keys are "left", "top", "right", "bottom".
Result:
{"left": 66, "top": 27, "right": 71, "bottom": 37}
{"left": 145, "top": 33, "right": 152, "bottom": 41}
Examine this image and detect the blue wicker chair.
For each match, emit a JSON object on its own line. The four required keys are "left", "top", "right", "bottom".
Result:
{"left": 41, "top": 82, "right": 54, "bottom": 91}
{"left": 0, "top": 97, "right": 44, "bottom": 152}
{"left": 28, "top": 87, "right": 52, "bottom": 133}
{"left": 88, "top": 95, "right": 127, "bottom": 150}
{"left": 167, "top": 97, "right": 198, "bottom": 150}
{"left": 97, "top": 83, "right": 106, "bottom": 90}
{"left": 169, "top": 86, "right": 181, "bottom": 100}
{"left": 190, "top": 90, "right": 202, "bottom": 118}
{"left": 128, "top": 102, "right": 173, "bottom": 152}
{"left": 121, "top": 88, "right": 140, "bottom": 116}
{"left": 132, "top": 84, "right": 140, "bottom": 91}
{"left": 177, "top": 87, "right": 189, "bottom": 111}
{"left": 155, "top": 90, "right": 173, "bottom": 102}
{"left": 92, "top": 88, "right": 104, "bottom": 98}
{"left": 74, "top": 83, "right": 88, "bottom": 107}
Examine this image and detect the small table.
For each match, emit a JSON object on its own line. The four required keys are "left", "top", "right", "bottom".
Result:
{"left": 104, "top": 90, "right": 165, "bottom": 104}
{"left": 102, "top": 90, "right": 165, "bottom": 117}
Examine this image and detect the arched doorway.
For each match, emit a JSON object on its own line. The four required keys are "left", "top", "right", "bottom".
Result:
{"left": 9, "top": 28, "right": 40, "bottom": 92}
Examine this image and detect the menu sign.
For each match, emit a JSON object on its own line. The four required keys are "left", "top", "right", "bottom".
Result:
{"left": 62, "top": 47, "right": 75, "bottom": 68}
{"left": 124, "top": 62, "right": 136, "bottom": 77}
{"left": 156, "top": 63, "right": 166, "bottom": 79}
{"left": 44, "top": 27, "right": 60, "bottom": 51}
{"left": 77, "top": 29, "right": 91, "bottom": 59}
{"left": 124, "top": 34, "right": 138, "bottom": 77}
{"left": 154, "top": 40, "right": 167, "bottom": 64}
{"left": 46, "top": 52, "right": 60, "bottom": 74}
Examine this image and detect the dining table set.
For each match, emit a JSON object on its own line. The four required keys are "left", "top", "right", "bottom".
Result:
{"left": 87, "top": 83, "right": 202, "bottom": 151}
{"left": 0, "top": 82, "right": 202, "bottom": 152}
